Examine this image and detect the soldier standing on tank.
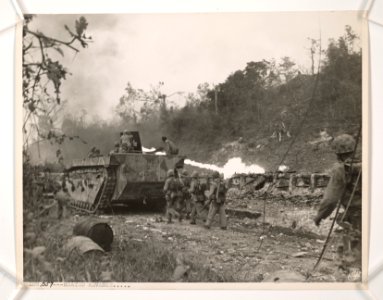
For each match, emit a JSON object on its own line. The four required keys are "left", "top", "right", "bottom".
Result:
{"left": 109, "top": 141, "right": 120, "bottom": 155}
{"left": 88, "top": 146, "right": 97, "bottom": 158}
{"left": 162, "top": 136, "right": 179, "bottom": 155}
{"left": 163, "top": 169, "right": 182, "bottom": 224}
{"left": 314, "top": 134, "right": 362, "bottom": 275}
{"left": 189, "top": 171, "right": 207, "bottom": 225}
{"left": 121, "top": 130, "right": 133, "bottom": 153}
{"left": 119, "top": 132, "right": 123, "bottom": 151}
{"left": 180, "top": 170, "right": 192, "bottom": 219}
{"left": 204, "top": 171, "right": 228, "bottom": 230}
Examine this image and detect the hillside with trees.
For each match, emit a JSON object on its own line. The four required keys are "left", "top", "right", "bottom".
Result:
{"left": 28, "top": 26, "right": 362, "bottom": 173}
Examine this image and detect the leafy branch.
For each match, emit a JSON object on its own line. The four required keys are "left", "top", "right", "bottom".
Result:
{"left": 23, "top": 15, "right": 91, "bottom": 151}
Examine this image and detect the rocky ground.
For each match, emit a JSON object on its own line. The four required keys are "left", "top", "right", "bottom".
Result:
{"left": 24, "top": 192, "right": 360, "bottom": 283}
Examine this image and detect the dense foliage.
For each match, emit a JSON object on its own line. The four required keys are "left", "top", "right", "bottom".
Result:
{"left": 28, "top": 26, "right": 361, "bottom": 170}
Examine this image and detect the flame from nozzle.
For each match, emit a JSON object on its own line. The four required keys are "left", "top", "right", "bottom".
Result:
{"left": 278, "top": 165, "right": 289, "bottom": 172}
{"left": 142, "top": 145, "right": 265, "bottom": 178}
{"left": 185, "top": 157, "right": 265, "bottom": 179}
{"left": 142, "top": 146, "right": 155, "bottom": 152}
{"left": 142, "top": 146, "right": 166, "bottom": 155}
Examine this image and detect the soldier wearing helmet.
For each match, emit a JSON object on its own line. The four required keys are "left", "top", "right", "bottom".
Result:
{"left": 163, "top": 169, "right": 182, "bottom": 223}
{"left": 189, "top": 171, "right": 208, "bottom": 225}
{"left": 162, "top": 136, "right": 179, "bottom": 155}
{"left": 167, "top": 169, "right": 174, "bottom": 177}
{"left": 120, "top": 130, "right": 133, "bottom": 153}
{"left": 178, "top": 170, "right": 192, "bottom": 219}
{"left": 314, "top": 133, "right": 362, "bottom": 274}
{"left": 205, "top": 171, "right": 228, "bottom": 230}
{"left": 109, "top": 141, "right": 121, "bottom": 155}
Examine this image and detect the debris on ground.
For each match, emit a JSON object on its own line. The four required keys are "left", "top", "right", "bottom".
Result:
{"left": 65, "top": 236, "right": 105, "bottom": 255}
{"left": 226, "top": 208, "right": 262, "bottom": 219}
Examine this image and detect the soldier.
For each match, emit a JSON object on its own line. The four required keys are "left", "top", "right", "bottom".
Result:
{"left": 53, "top": 179, "right": 71, "bottom": 219}
{"left": 162, "top": 136, "right": 179, "bottom": 155}
{"left": 204, "top": 171, "right": 228, "bottom": 230}
{"left": 179, "top": 170, "right": 192, "bottom": 219}
{"left": 94, "top": 148, "right": 101, "bottom": 157}
{"left": 88, "top": 146, "right": 97, "bottom": 158}
{"left": 314, "top": 134, "right": 362, "bottom": 273}
{"left": 109, "top": 141, "right": 120, "bottom": 155}
{"left": 189, "top": 171, "right": 207, "bottom": 225}
{"left": 121, "top": 130, "right": 133, "bottom": 153}
{"left": 163, "top": 169, "right": 182, "bottom": 223}
{"left": 119, "top": 131, "right": 124, "bottom": 150}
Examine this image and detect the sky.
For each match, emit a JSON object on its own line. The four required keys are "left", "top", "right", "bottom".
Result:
{"left": 28, "top": 11, "right": 362, "bottom": 120}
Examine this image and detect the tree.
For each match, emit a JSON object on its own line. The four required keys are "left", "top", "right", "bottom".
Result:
{"left": 306, "top": 38, "right": 319, "bottom": 75}
{"left": 22, "top": 15, "right": 91, "bottom": 154}
{"left": 279, "top": 56, "right": 299, "bottom": 82}
{"left": 116, "top": 82, "right": 163, "bottom": 125}
{"left": 319, "top": 26, "right": 361, "bottom": 121}
{"left": 185, "top": 82, "right": 212, "bottom": 109}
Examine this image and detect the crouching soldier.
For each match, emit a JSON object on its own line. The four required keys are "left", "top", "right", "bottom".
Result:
{"left": 163, "top": 169, "right": 182, "bottom": 223}
{"left": 314, "top": 134, "right": 362, "bottom": 275}
{"left": 205, "top": 171, "right": 227, "bottom": 230}
{"left": 189, "top": 171, "right": 207, "bottom": 225}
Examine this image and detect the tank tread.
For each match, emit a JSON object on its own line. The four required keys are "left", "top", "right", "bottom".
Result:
{"left": 98, "top": 168, "right": 117, "bottom": 210}
{"left": 68, "top": 167, "right": 117, "bottom": 214}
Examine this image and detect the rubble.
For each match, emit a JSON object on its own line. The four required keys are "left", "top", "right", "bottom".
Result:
{"left": 226, "top": 208, "right": 262, "bottom": 220}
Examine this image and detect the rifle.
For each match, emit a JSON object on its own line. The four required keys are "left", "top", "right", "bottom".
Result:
{"left": 202, "top": 198, "right": 212, "bottom": 211}
{"left": 201, "top": 179, "right": 222, "bottom": 210}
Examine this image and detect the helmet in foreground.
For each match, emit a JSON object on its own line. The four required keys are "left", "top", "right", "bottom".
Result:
{"left": 332, "top": 134, "right": 356, "bottom": 154}
{"left": 212, "top": 171, "right": 220, "bottom": 179}
{"left": 167, "top": 169, "right": 175, "bottom": 177}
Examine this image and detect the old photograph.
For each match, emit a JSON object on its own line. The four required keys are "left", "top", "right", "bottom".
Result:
{"left": 20, "top": 11, "right": 365, "bottom": 286}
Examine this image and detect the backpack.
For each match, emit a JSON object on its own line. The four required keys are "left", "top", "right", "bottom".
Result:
{"left": 344, "top": 162, "right": 362, "bottom": 197}
{"left": 215, "top": 180, "right": 227, "bottom": 204}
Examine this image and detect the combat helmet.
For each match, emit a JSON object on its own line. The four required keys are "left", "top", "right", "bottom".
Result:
{"left": 191, "top": 171, "right": 199, "bottom": 178}
{"left": 332, "top": 134, "right": 356, "bottom": 154}
{"left": 212, "top": 171, "right": 220, "bottom": 179}
{"left": 167, "top": 169, "right": 175, "bottom": 177}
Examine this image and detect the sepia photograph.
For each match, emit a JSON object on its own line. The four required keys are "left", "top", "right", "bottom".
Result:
{"left": 20, "top": 11, "right": 366, "bottom": 286}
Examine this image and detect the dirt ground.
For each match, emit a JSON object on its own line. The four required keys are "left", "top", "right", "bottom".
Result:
{"left": 42, "top": 194, "right": 358, "bottom": 283}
